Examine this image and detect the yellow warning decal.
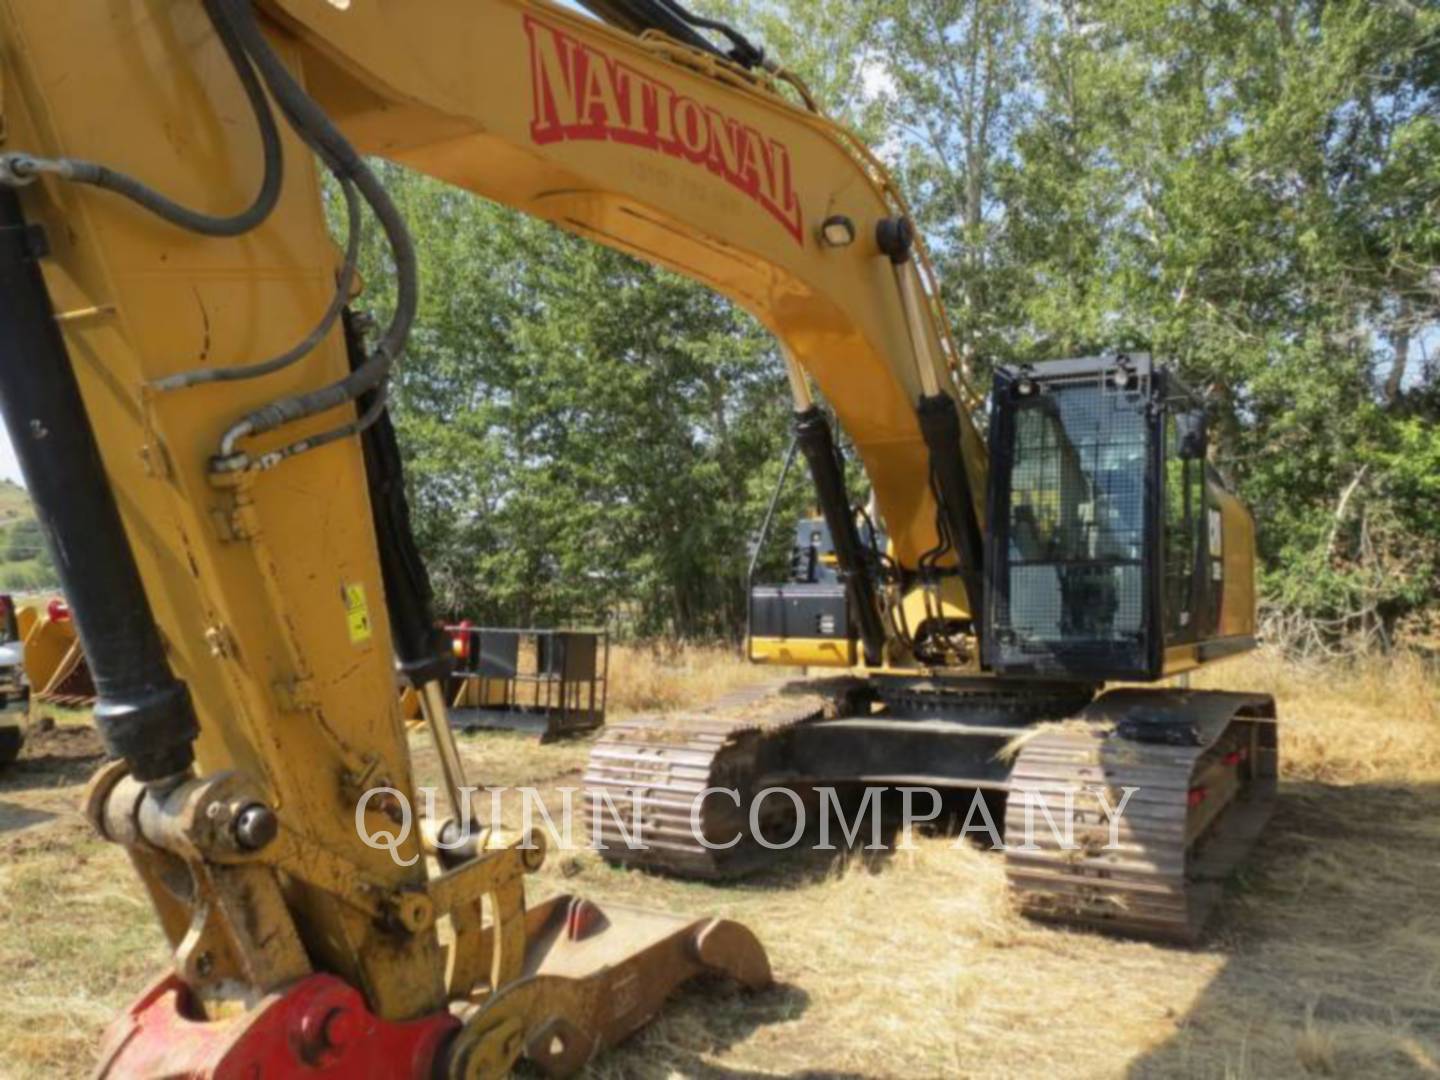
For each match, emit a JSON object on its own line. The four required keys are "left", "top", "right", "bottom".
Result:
{"left": 343, "top": 582, "right": 372, "bottom": 645}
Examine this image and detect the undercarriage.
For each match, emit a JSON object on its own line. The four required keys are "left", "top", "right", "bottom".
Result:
{"left": 585, "top": 678, "right": 1277, "bottom": 943}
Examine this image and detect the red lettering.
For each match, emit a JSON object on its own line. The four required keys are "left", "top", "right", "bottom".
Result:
{"left": 524, "top": 15, "right": 803, "bottom": 243}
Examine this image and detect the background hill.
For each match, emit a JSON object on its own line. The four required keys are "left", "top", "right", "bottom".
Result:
{"left": 0, "top": 482, "right": 56, "bottom": 593}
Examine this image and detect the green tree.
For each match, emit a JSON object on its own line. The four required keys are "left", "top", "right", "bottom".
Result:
{"left": 3, "top": 518, "right": 46, "bottom": 563}
{"left": 1005, "top": 0, "right": 1440, "bottom": 643}
{"left": 344, "top": 1, "right": 1439, "bottom": 646}
{"left": 345, "top": 167, "right": 802, "bottom": 637}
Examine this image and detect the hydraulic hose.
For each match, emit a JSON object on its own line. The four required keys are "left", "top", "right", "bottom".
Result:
{"left": 0, "top": 0, "right": 416, "bottom": 476}
{"left": 347, "top": 310, "right": 451, "bottom": 685}
{"left": 576, "top": 1, "right": 726, "bottom": 58}
{"left": 209, "top": 0, "right": 417, "bottom": 470}
{"left": 916, "top": 393, "right": 986, "bottom": 633}
{"left": 247, "top": 381, "right": 391, "bottom": 472}
{"left": 0, "top": 0, "right": 282, "bottom": 238}
{"left": 658, "top": 0, "right": 766, "bottom": 67}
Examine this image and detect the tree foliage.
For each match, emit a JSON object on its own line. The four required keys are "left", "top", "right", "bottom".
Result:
{"left": 717, "top": 0, "right": 1440, "bottom": 646}
{"left": 348, "top": 168, "right": 807, "bottom": 636}
{"left": 355, "top": 1, "right": 1438, "bottom": 646}
{"left": 0, "top": 517, "right": 57, "bottom": 591}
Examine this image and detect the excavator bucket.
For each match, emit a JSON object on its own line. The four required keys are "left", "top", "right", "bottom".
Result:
{"left": 35, "top": 640, "right": 96, "bottom": 706}
{"left": 21, "top": 598, "right": 97, "bottom": 708}
{"left": 510, "top": 895, "right": 771, "bottom": 1076}
{"left": 17, "top": 598, "right": 69, "bottom": 690}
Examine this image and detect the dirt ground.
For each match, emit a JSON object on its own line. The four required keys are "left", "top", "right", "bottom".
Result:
{"left": 2, "top": 650, "right": 1438, "bottom": 1079}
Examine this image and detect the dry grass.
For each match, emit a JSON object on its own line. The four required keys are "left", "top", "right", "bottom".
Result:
{"left": 605, "top": 641, "right": 773, "bottom": 714}
{"left": 1194, "top": 649, "right": 1440, "bottom": 784}
{"left": 3, "top": 649, "right": 1438, "bottom": 1079}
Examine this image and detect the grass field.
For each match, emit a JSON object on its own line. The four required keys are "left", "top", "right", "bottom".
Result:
{"left": 2, "top": 646, "right": 1437, "bottom": 1078}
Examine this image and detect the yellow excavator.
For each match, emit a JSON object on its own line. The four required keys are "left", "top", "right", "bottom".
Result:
{"left": 0, "top": 0, "right": 1275, "bottom": 1075}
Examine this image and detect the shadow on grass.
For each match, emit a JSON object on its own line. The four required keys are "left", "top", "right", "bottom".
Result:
{"left": 597, "top": 776, "right": 1440, "bottom": 1076}
{"left": 0, "top": 728, "right": 106, "bottom": 792}
{"left": 588, "top": 979, "right": 883, "bottom": 1080}
{"left": 512, "top": 979, "right": 844, "bottom": 1080}
{"left": 0, "top": 799, "right": 56, "bottom": 833}
{"left": 1129, "top": 779, "right": 1440, "bottom": 1078}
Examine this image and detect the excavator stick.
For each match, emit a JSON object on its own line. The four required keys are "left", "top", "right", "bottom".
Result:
{"left": 0, "top": 0, "right": 782, "bottom": 1072}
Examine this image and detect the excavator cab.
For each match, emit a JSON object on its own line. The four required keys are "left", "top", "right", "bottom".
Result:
{"left": 985, "top": 353, "right": 1257, "bottom": 681}
{"left": 744, "top": 354, "right": 1257, "bottom": 685}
